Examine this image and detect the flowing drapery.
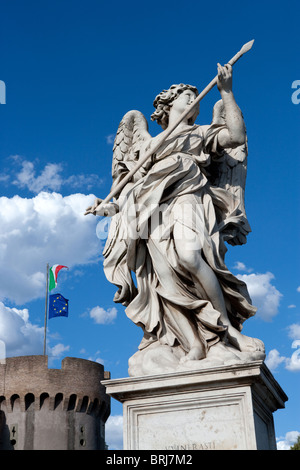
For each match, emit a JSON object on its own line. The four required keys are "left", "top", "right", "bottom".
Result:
{"left": 103, "top": 124, "right": 256, "bottom": 356}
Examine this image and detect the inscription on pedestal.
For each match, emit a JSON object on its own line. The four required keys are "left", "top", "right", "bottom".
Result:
{"left": 133, "top": 395, "right": 248, "bottom": 450}
{"left": 165, "top": 442, "right": 216, "bottom": 450}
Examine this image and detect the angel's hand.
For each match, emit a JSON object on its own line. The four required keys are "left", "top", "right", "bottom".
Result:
{"left": 85, "top": 197, "right": 102, "bottom": 216}
{"left": 94, "top": 201, "right": 118, "bottom": 217}
{"left": 84, "top": 198, "right": 118, "bottom": 217}
{"left": 217, "top": 63, "right": 232, "bottom": 94}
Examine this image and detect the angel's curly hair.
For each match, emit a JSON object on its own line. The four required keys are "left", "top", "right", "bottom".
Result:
{"left": 151, "top": 83, "right": 199, "bottom": 130}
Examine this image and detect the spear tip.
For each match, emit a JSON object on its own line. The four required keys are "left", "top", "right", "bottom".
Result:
{"left": 241, "top": 39, "right": 255, "bottom": 54}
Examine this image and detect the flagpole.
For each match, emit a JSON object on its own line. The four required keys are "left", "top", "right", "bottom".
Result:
{"left": 43, "top": 263, "right": 49, "bottom": 355}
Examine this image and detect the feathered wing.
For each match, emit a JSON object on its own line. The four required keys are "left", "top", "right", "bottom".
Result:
{"left": 205, "top": 100, "right": 251, "bottom": 246}
{"left": 110, "top": 110, "right": 152, "bottom": 198}
{"left": 102, "top": 111, "right": 151, "bottom": 306}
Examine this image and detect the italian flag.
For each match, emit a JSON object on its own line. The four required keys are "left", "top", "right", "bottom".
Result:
{"left": 49, "top": 265, "right": 68, "bottom": 291}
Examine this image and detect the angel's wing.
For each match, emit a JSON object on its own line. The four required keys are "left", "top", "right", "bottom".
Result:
{"left": 206, "top": 100, "right": 251, "bottom": 246}
{"left": 111, "top": 110, "right": 152, "bottom": 198}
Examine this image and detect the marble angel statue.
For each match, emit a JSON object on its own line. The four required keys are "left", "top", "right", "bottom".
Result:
{"left": 86, "top": 63, "right": 265, "bottom": 375}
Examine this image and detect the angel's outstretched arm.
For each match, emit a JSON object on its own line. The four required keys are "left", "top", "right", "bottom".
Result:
{"left": 216, "top": 63, "right": 246, "bottom": 149}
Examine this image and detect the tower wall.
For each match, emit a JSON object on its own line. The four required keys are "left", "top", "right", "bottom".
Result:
{"left": 0, "top": 356, "right": 110, "bottom": 450}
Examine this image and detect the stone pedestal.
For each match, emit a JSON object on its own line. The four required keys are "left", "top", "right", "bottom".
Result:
{"left": 103, "top": 360, "right": 287, "bottom": 450}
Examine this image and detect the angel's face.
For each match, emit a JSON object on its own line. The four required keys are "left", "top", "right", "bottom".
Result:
{"left": 171, "top": 89, "right": 198, "bottom": 119}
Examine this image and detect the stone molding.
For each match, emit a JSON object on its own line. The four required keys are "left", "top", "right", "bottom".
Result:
{"left": 103, "top": 360, "right": 288, "bottom": 450}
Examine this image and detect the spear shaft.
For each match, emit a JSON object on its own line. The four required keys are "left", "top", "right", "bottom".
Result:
{"left": 86, "top": 40, "right": 254, "bottom": 215}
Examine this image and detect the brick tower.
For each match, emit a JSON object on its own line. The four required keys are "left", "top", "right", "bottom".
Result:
{"left": 0, "top": 355, "right": 110, "bottom": 450}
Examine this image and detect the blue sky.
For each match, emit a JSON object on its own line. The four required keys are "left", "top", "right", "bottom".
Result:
{"left": 0, "top": 0, "right": 299, "bottom": 450}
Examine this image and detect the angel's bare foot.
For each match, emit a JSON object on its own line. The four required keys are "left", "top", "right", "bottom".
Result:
{"left": 179, "top": 343, "right": 206, "bottom": 364}
{"left": 227, "top": 327, "right": 265, "bottom": 353}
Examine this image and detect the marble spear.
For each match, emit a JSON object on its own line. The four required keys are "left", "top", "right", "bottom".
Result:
{"left": 85, "top": 40, "right": 254, "bottom": 216}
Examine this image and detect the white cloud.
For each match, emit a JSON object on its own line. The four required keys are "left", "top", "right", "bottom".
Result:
{"left": 106, "top": 134, "right": 115, "bottom": 145}
{"left": 89, "top": 306, "right": 117, "bottom": 325}
{"left": 265, "top": 349, "right": 286, "bottom": 371}
{"left": 0, "top": 301, "right": 44, "bottom": 357}
{"left": 285, "top": 340, "right": 300, "bottom": 372}
{"left": 105, "top": 415, "right": 123, "bottom": 450}
{"left": 276, "top": 431, "right": 300, "bottom": 450}
{"left": 47, "top": 343, "right": 71, "bottom": 367}
{"left": 64, "top": 173, "right": 101, "bottom": 190}
{"left": 0, "top": 192, "right": 100, "bottom": 305}
{"left": 13, "top": 160, "right": 63, "bottom": 193}
{"left": 236, "top": 272, "right": 282, "bottom": 321}
{"left": 233, "top": 261, "right": 253, "bottom": 272}
{"left": 297, "top": 286, "right": 300, "bottom": 293}
{"left": 85, "top": 350, "right": 106, "bottom": 365}
{"left": 9, "top": 156, "right": 103, "bottom": 194}
{"left": 288, "top": 304, "right": 296, "bottom": 308}
{"left": 0, "top": 301, "right": 70, "bottom": 360}
{"left": 0, "top": 174, "right": 10, "bottom": 183}
{"left": 96, "top": 357, "right": 105, "bottom": 365}
{"left": 49, "top": 343, "right": 70, "bottom": 359}
{"left": 266, "top": 340, "right": 300, "bottom": 373}
{"left": 287, "top": 323, "right": 300, "bottom": 340}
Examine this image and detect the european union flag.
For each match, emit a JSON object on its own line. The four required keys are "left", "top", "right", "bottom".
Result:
{"left": 49, "top": 293, "right": 69, "bottom": 319}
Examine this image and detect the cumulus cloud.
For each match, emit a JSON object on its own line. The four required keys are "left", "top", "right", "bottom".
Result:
{"left": 105, "top": 415, "right": 123, "bottom": 450}
{"left": 236, "top": 272, "right": 282, "bottom": 321}
{"left": 89, "top": 306, "right": 117, "bottom": 325}
{"left": 0, "top": 301, "right": 44, "bottom": 357}
{"left": 265, "top": 349, "right": 287, "bottom": 371}
{"left": 276, "top": 431, "right": 300, "bottom": 450}
{"left": 0, "top": 301, "right": 70, "bottom": 360}
{"left": 266, "top": 340, "right": 300, "bottom": 373}
{"left": 0, "top": 192, "right": 100, "bottom": 305}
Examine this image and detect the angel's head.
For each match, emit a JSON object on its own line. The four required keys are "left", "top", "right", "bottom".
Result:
{"left": 151, "top": 84, "right": 199, "bottom": 130}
